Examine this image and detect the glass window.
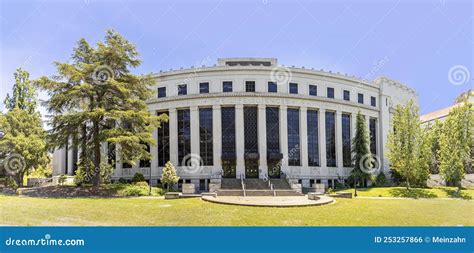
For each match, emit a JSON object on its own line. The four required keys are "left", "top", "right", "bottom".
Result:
{"left": 157, "top": 87, "right": 166, "bottom": 98}
{"left": 178, "top": 84, "right": 187, "bottom": 95}
{"left": 327, "top": 87, "right": 334, "bottom": 98}
{"left": 244, "top": 107, "right": 258, "bottom": 153}
{"left": 369, "top": 118, "right": 377, "bottom": 154}
{"left": 266, "top": 107, "right": 280, "bottom": 154}
{"left": 199, "top": 82, "right": 209, "bottom": 94}
{"left": 157, "top": 111, "right": 170, "bottom": 167}
{"left": 371, "top": 96, "right": 376, "bottom": 107}
{"left": 223, "top": 81, "right": 233, "bottom": 92}
{"left": 307, "top": 110, "right": 319, "bottom": 166}
{"left": 287, "top": 108, "right": 300, "bottom": 166}
{"left": 199, "top": 108, "right": 213, "bottom": 166}
{"left": 268, "top": 82, "right": 277, "bottom": 93}
{"left": 342, "top": 114, "right": 351, "bottom": 167}
{"left": 309, "top": 85, "right": 317, "bottom": 96}
{"left": 177, "top": 109, "right": 191, "bottom": 166}
{"left": 221, "top": 107, "right": 236, "bottom": 157}
{"left": 343, "top": 90, "right": 350, "bottom": 101}
{"left": 325, "top": 111, "right": 336, "bottom": 167}
{"left": 245, "top": 81, "right": 256, "bottom": 92}
{"left": 358, "top": 93, "right": 364, "bottom": 104}
{"left": 289, "top": 83, "right": 298, "bottom": 94}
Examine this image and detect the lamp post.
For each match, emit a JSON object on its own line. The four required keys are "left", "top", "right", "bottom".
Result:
{"left": 354, "top": 173, "right": 358, "bottom": 197}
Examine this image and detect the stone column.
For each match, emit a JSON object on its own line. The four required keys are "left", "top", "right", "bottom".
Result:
{"left": 212, "top": 105, "right": 222, "bottom": 173}
{"left": 258, "top": 104, "right": 267, "bottom": 178}
{"left": 300, "top": 107, "right": 308, "bottom": 168}
{"left": 279, "top": 105, "right": 288, "bottom": 172}
{"left": 190, "top": 106, "right": 200, "bottom": 158}
{"left": 67, "top": 137, "right": 73, "bottom": 175}
{"left": 319, "top": 108, "right": 327, "bottom": 168}
{"left": 169, "top": 108, "right": 178, "bottom": 166}
{"left": 235, "top": 104, "right": 245, "bottom": 178}
{"left": 336, "top": 111, "right": 343, "bottom": 168}
{"left": 150, "top": 111, "right": 158, "bottom": 172}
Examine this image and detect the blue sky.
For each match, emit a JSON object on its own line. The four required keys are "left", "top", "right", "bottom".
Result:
{"left": 1, "top": 0, "right": 472, "bottom": 114}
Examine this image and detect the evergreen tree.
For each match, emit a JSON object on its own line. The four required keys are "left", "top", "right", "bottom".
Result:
{"left": 0, "top": 69, "right": 49, "bottom": 187}
{"left": 161, "top": 161, "right": 179, "bottom": 192}
{"left": 438, "top": 101, "right": 473, "bottom": 190}
{"left": 4, "top": 68, "right": 37, "bottom": 113}
{"left": 386, "top": 100, "right": 430, "bottom": 189}
{"left": 351, "top": 111, "right": 371, "bottom": 191}
{"left": 35, "top": 30, "right": 167, "bottom": 186}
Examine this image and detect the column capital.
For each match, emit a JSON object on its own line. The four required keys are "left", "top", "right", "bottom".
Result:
{"left": 169, "top": 108, "right": 177, "bottom": 113}
{"left": 235, "top": 104, "right": 244, "bottom": 109}
{"left": 336, "top": 110, "right": 342, "bottom": 116}
{"left": 280, "top": 105, "right": 288, "bottom": 110}
{"left": 258, "top": 104, "right": 266, "bottom": 110}
{"left": 212, "top": 104, "right": 220, "bottom": 110}
{"left": 190, "top": 106, "right": 199, "bottom": 111}
{"left": 300, "top": 106, "right": 307, "bottom": 112}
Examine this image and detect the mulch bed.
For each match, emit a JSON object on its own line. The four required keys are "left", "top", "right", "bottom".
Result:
{"left": 16, "top": 186, "right": 120, "bottom": 198}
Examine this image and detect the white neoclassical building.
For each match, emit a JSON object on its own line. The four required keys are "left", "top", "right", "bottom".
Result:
{"left": 53, "top": 58, "right": 417, "bottom": 190}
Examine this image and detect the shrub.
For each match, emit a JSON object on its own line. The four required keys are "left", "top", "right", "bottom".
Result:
{"left": 135, "top": 181, "right": 149, "bottom": 187}
{"left": 58, "top": 174, "right": 67, "bottom": 186}
{"left": 118, "top": 178, "right": 128, "bottom": 184}
{"left": 132, "top": 173, "right": 146, "bottom": 183}
{"left": 375, "top": 172, "right": 387, "bottom": 186}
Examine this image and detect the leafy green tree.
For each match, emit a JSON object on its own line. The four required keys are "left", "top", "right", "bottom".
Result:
{"left": 35, "top": 30, "right": 167, "bottom": 186}
{"left": 425, "top": 120, "right": 443, "bottom": 174}
{"left": 351, "top": 112, "right": 371, "bottom": 192}
{"left": 161, "top": 161, "right": 179, "bottom": 192}
{"left": 386, "top": 100, "right": 430, "bottom": 189}
{"left": 438, "top": 101, "right": 474, "bottom": 190}
{"left": 4, "top": 68, "right": 37, "bottom": 113}
{"left": 0, "top": 69, "right": 49, "bottom": 186}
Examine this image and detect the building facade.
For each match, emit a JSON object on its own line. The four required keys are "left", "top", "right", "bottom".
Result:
{"left": 52, "top": 58, "right": 418, "bottom": 190}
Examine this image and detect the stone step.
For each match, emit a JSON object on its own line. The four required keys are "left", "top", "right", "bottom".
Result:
{"left": 217, "top": 190, "right": 244, "bottom": 196}
{"left": 221, "top": 179, "right": 242, "bottom": 190}
{"left": 275, "top": 190, "right": 304, "bottom": 196}
{"left": 270, "top": 179, "right": 292, "bottom": 190}
{"left": 245, "top": 190, "right": 274, "bottom": 196}
{"left": 244, "top": 179, "right": 270, "bottom": 190}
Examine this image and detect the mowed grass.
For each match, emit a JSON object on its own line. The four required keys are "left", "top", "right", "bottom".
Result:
{"left": 336, "top": 187, "right": 474, "bottom": 199}
{"left": 1, "top": 195, "right": 473, "bottom": 226}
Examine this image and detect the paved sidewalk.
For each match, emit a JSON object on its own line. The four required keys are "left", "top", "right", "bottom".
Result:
{"left": 201, "top": 195, "right": 335, "bottom": 207}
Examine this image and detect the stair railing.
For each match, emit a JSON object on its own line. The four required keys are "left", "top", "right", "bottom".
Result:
{"left": 240, "top": 174, "right": 246, "bottom": 197}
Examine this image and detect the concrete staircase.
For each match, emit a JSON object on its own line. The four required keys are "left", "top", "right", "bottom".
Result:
{"left": 217, "top": 178, "right": 303, "bottom": 197}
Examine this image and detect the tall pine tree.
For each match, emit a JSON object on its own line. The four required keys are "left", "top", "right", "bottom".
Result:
{"left": 351, "top": 111, "right": 371, "bottom": 191}
{"left": 36, "top": 30, "right": 167, "bottom": 186}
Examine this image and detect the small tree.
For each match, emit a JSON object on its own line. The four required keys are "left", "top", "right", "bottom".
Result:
{"left": 438, "top": 101, "right": 473, "bottom": 190}
{"left": 351, "top": 111, "right": 371, "bottom": 195}
{"left": 161, "top": 161, "right": 179, "bottom": 192}
{"left": 386, "top": 100, "right": 430, "bottom": 189}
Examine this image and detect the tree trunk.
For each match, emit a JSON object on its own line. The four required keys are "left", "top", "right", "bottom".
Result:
{"left": 406, "top": 177, "right": 410, "bottom": 190}
{"left": 92, "top": 120, "right": 101, "bottom": 187}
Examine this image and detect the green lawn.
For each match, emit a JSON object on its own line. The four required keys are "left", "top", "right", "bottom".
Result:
{"left": 335, "top": 186, "right": 474, "bottom": 199}
{"left": 1, "top": 195, "right": 473, "bottom": 226}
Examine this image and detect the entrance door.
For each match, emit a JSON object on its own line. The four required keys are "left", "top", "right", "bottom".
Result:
{"left": 245, "top": 159, "right": 259, "bottom": 178}
{"left": 222, "top": 159, "right": 236, "bottom": 178}
{"left": 267, "top": 159, "right": 281, "bottom": 178}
